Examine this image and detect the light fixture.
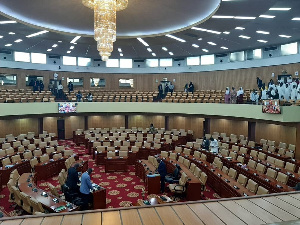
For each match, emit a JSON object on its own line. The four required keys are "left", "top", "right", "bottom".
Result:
{"left": 118, "top": 48, "right": 122, "bottom": 52}
{"left": 192, "top": 27, "right": 221, "bottom": 34}
{"left": 147, "top": 48, "right": 152, "bottom": 52}
{"left": 70, "top": 46, "right": 75, "bottom": 49}
{"left": 207, "top": 42, "right": 217, "bottom": 45}
{"left": 221, "top": 46, "right": 228, "bottom": 50}
{"left": 70, "top": 36, "right": 81, "bottom": 44}
{"left": 269, "top": 8, "right": 291, "bottom": 11}
{"left": 8, "top": 32, "right": 15, "bottom": 35}
{"left": 169, "top": 52, "right": 174, "bottom": 55}
{"left": 259, "top": 15, "right": 275, "bottom": 19}
{"left": 26, "top": 30, "right": 48, "bottom": 38}
{"left": 279, "top": 34, "right": 291, "bottom": 38}
{"left": 67, "top": 51, "right": 71, "bottom": 54}
{"left": 257, "top": 40, "right": 268, "bottom": 43}
{"left": 47, "top": 49, "right": 52, "bottom": 51}
{"left": 52, "top": 44, "right": 58, "bottom": 48}
{"left": 83, "top": 0, "right": 128, "bottom": 61}
{"left": 165, "top": 34, "right": 186, "bottom": 42}
{"left": 137, "top": 38, "right": 149, "bottom": 46}
{"left": 239, "top": 35, "right": 251, "bottom": 39}
{"left": 192, "top": 44, "right": 199, "bottom": 48}
{"left": 5, "top": 44, "right": 12, "bottom": 47}
{"left": 14, "top": 39, "right": 22, "bottom": 43}
{"left": 152, "top": 53, "right": 156, "bottom": 56}
{"left": 162, "top": 47, "right": 168, "bottom": 51}
{"left": 256, "top": 31, "right": 270, "bottom": 34}
{"left": 0, "top": 21, "right": 17, "bottom": 24}
{"left": 235, "top": 27, "right": 245, "bottom": 30}
{"left": 202, "top": 49, "right": 209, "bottom": 52}
{"left": 292, "top": 17, "right": 300, "bottom": 21}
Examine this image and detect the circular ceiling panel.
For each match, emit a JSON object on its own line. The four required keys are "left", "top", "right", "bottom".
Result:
{"left": 0, "top": 0, "right": 221, "bottom": 38}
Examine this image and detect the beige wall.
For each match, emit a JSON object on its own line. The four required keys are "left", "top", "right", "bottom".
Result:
{"left": 65, "top": 116, "right": 85, "bottom": 139}
{"left": 255, "top": 122, "right": 296, "bottom": 146}
{"left": 169, "top": 116, "right": 204, "bottom": 139}
{"left": 128, "top": 115, "right": 165, "bottom": 130}
{"left": 0, "top": 118, "right": 38, "bottom": 137}
{"left": 1, "top": 63, "right": 300, "bottom": 92}
{"left": 210, "top": 119, "right": 248, "bottom": 138}
{"left": 43, "top": 117, "right": 58, "bottom": 134}
{"left": 88, "top": 115, "right": 125, "bottom": 129}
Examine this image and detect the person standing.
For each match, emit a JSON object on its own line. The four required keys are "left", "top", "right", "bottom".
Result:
{"left": 224, "top": 87, "right": 230, "bottom": 104}
{"left": 157, "top": 158, "right": 167, "bottom": 193}
{"left": 65, "top": 163, "right": 80, "bottom": 198}
{"left": 76, "top": 91, "right": 82, "bottom": 102}
{"left": 158, "top": 83, "right": 163, "bottom": 100}
{"left": 209, "top": 137, "right": 219, "bottom": 154}
{"left": 237, "top": 87, "right": 244, "bottom": 104}
{"left": 57, "top": 81, "right": 63, "bottom": 99}
{"left": 188, "top": 82, "right": 194, "bottom": 93}
{"left": 68, "top": 81, "right": 74, "bottom": 94}
{"left": 184, "top": 83, "right": 189, "bottom": 92}
{"left": 169, "top": 82, "right": 174, "bottom": 95}
{"left": 230, "top": 87, "right": 237, "bottom": 104}
{"left": 202, "top": 136, "right": 210, "bottom": 151}
{"left": 80, "top": 168, "right": 94, "bottom": 210}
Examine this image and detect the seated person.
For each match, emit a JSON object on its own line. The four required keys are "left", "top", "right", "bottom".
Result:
{"left": 165, "top": 164, "right": 181, "bottom": 184}
{"left": 149, "top": 123, "right": 157, "bottom": 134}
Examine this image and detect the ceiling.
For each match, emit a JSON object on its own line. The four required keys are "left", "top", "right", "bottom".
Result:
{"left": 0, "top": 0, "right": 299, "bottom": 60}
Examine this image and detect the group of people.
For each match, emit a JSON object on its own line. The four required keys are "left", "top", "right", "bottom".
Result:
{"left": 29, "top": 80, "right": 44, "bottom": 92}
{"left": 65, "top": 165, "right": 95, "bottom": 210}
{"left": 224, "top": 87, "right": 244, "bottom": 104}
{"left": 75, "top": 91, "right": 93, "bottom": 102}
{"left": 256, "top": 77, "right": 300, "bottom": 102}
{"left": 201, "top": 136, "right": 219, "bottom": 153}
{"left": 184, "top": 82, "right": 194, "bottom": 93}
{"left": 158, "top": 82, "right": 175, "bottom": 99}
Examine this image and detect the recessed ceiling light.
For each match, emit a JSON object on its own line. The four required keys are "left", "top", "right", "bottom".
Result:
{"left": 67, "top": 51, "right": 71, "bottom": 54}
{"left": 52, "top": 44, "right": 58, "bottom": 48}
{"left": 14, "top": 39, "right": 22, "bottom": 43}
{"left": 137, "top": 38, "right": 149, "bottom": 46}
{"left": 8, "top": 32, "right": 15, "bottom": 35}
{"left": 256, "top": 31, "right": 270, "bottom": 34}
{"left": 202, "top": 49, "right": 209, "bottom": 52}
{"left": 118, "top": 48, "right": 122, "bottom": 52}
{"left": 257, "top": 40, "right": 268, "bottom": 43}
{"left": 279, "top": 34, "right": 291, "bottom": 38}
{"left": 223, "top": 31, "right": 230, "bottom": 34}
{"left": 198, "top": 38, "right": 203, "bottom": 40}
{"left": 0, "top": 21, "right": 17, "bottom": 24}
{"left": 152, "top": 53, "right": 156, "bottom": 56}
{"left": 58, "top": 41, "right": 62, "bottom": 43}
{"left": 292, "top": 17, "right": 300, "bottom": 21}
{"left": 70, "top": 36, "right": 81, "bottom": 44}
{"left": 169, "top": 52, "right": 174, "bottom": 55}
{"left": 70, "top": 46, "right": 75, "bottom": 49}
{"left": 120, "top": 53, "right": 123, "bottom": 56}
{"left": 239, "top": 35, "right": 251, "bottom": 39}
{"left": 47, "top": 49, "right": 52, "bottom": 51}
{"left": 234, "top": 16, "right": 256, "bottom": 20}
{"left": 212, "top": 15, "right": 234, "bottom": 19}
{"left": 221, "top": 46, "right": 228, "bottom": 50}
{"left": 26, "top": 30, "right": 48, "bottom": 38}
{"left": 162, "top": 47, "right": 168, "bottom": 51}
{"left": 269, "top": 8, "right": 291, "bottom": 11}
{"left": 165, "top": 34, "right": 186, "bottom": 42}
{"left": 5, "top": 44, "right": 12, "bottom": 47}
{"left": 192, "top": 44, "right": 199, "bottom": 48}
{"left": 235, "top": 27, "right": 245, "bottom": 30}
{"left": 192, "top": 27, "right": 221, "bottom": 34}
{"left": 208, "top": 42, "right": 217, "bottom": 45}
{"left": 259, "top": 15, "right": 275, "bottom": 19}
{"left": 0, "top": 36, "right": 3, "bottom": 38}
{"left": 147, "top": 48, "right": 152, "bottom": 52}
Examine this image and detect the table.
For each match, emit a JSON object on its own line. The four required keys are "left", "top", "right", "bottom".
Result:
{"left": 92, "top": 186, "right": 106, "bottom": 209}
{"left": 135, "top": 160, "right": 160, "bottom": 194}
{"left": 105, "top": 157, "right": 128, "bottom": 173}
{"left": 18, "top": 173, "right": 77, "bottom": 213}
{"left": 0, "top": 160, "right": 31, "bottom": 185}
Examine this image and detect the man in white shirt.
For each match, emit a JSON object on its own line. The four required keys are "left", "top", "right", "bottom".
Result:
{"left": 54, "top": 73, "right": 58, "bottom": 80}
{"left": 209, "top": 137, "right": 219, "bottom": 154}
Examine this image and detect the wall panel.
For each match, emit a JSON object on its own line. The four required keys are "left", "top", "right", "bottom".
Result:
{"left": 65, "top": 116, "right": 85, "bottom": 139}
{"left": 128, "top": 115, "right": 165, "bottom": 129}
{"left": 210, "top": 119, "right": 248, "bottom": 137}
{"left": 255, "top": 122, "right": 296, "bottom": 146}
{"left": 43, "top": 117, "right": 58, "bottom": 134}
{"left": 88, "top": 115, "right": 125, "bottom": 129}
{"left": 169, "top": 116, "right": 204, "bottom": 138}
{"left": 0, "top": 118, "right": 38, "bottom": 137}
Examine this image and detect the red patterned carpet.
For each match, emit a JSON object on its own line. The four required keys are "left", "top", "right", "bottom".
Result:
{"left": 0, "top": 140, "right": 219, "bottom": 216}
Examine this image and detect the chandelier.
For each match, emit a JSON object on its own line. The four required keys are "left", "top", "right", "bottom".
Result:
{"left": 82, "top": 0, "right": 128, "bottom": 61}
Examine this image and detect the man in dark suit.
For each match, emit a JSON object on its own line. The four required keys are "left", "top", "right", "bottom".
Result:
{"left": 157, "top": 158, "right": 167, "bottom": 193}
{"left": 66, "top": 163, "right": 80, "bottom": 196}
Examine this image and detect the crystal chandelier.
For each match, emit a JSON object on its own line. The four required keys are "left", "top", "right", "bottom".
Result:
{"left": 82, "top": 0, "right": 128, "bottom": 61}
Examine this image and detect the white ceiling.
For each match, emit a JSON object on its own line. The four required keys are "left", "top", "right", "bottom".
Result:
{"left": 0, "top": 0, "right": 299, "bottom": 60}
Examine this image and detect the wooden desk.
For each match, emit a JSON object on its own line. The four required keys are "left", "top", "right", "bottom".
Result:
{"left": 105, "top": 157, "right": 128, "bottom": 173}
{"left": 92, "top": 187, "right": 106, "bottom": 209}
{"left": 35, "top": 158, "right": 66, "bottom": 181}
{"left": 0, "top": 160, "right": 31, "bottom": 185}
{"left": 18, "top": 173, "right": 77, "bottom": 213}
{"left": 135, "top": 160, "right": 160, "bottom": 194}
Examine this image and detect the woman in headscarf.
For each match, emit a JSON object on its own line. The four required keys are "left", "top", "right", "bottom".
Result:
{"left": 224, "top": 87, "right": 230, "bottom": 104}
{"left": 230, "top": 87, "right": 237, "bottom": 104}
{"left": 237, "top": 87, "right": 244, "bottom": 104}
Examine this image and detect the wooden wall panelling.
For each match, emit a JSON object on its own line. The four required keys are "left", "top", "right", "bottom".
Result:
{"left": 1, "top": 63, "right": 300, "bottom": 91}
{"left": 128, "top": 115, "right": 165, "bottom": 129}
{"left": 0, "top": 118, "right": 38, "bottom": 137}
{"left": 255, "top": 122, "right": 296, "bottom": 146}
{"left": 88, "top": 115, "right": 125, "bottom": 129}
{"left": 43, "top": 117, "right": 58, "bottom": 134}
{"left": 210, "top": 118, "right": 248, "bottom": 137}
{"left": 169, "top": 116, "right": 204, "bottom": 138}
{"left": 64, "top": 116, "right": 85, "bottom": 139}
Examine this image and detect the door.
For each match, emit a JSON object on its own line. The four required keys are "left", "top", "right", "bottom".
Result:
{"left": 57, "top": 119, "right": 65, "bottom": 140}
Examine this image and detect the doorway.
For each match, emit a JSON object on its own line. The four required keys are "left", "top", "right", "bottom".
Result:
{"left": 57, "top": 119, "right": 65, "bottom": 140}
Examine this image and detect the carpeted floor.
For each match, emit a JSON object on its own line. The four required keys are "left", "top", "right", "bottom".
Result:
{"left": 0, "top": 140, "right": 220, "bottom": 216}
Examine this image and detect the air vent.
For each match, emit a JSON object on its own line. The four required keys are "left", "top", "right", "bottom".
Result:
{"left": 48, "top": 55, "right": 60, "bottom": 59}
{"left": 216, "top": 53, "right": 227, "bottom": 58}
{"left": 174, "top": 58, "right": 184, "bottom": 61}
{"left": 134, "top": 59, "right": 145, "bottom": 62}
{"left": 264, "top": 46, "right": 277, "bottom": 51}
{"left": 0, "top": 49, "right": 12, "bottom": 54}
{"left": 184, "top": 33, "right": 198, "bottom": 38}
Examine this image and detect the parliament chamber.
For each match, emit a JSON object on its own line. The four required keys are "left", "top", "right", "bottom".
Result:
{"left": 1, "top": 0, "right": 300, "bottom": 224}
